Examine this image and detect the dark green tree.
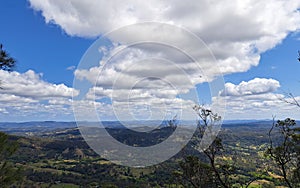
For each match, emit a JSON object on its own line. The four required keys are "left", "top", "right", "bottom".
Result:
{"left": 174, "top": 155, "right": 216, "bottom": 187}
{"left": 0, "top": 43, "right": 16, "bottom": 89}
{"left": 0, "top": 132, "right": 22, "bottom": 187}
{"left": 0, "top": 44, "right": 16, "bottom": 72}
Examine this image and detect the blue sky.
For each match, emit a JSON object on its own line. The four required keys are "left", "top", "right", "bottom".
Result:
{"left": 225, "top": 35, "right": 300, "bottom": 93}
{"left": 1, "top": 0, "right": 93, "bottom": 87}
{"left": 0, "top": 0, "right": 300, "bottom": 122}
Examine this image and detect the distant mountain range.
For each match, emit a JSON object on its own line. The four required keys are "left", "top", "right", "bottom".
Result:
{"left": 0, "top": 119, "right": 298, "bottom": 136}
{"left": 0, "top": 119, "right": 272, "bottom": 128}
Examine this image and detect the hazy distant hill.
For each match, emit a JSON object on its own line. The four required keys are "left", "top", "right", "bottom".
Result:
{"left": 0, "top": 119, "right": 298, "bottom": 136}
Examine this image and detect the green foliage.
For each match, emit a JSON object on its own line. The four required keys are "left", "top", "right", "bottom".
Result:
{"left": 176, "top": 155, "right": 215, "bottom": 187}
{"left": 0, "top": 44, "right": 16, "bottom": 72}
{"left": 0, "top": 132, "right": 22, "bottom": 187}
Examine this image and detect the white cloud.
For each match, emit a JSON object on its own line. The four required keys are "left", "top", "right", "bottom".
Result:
{"left": 214, "top": 78, "right": 300, "bottom": 120}
{"left": 66, "top": 65, "right": 76, "bottom": 71}
{"left": 217, "top": 93, "right": 300, "bottom": 120}
{"left": 29, "top": 0, "right": 300, "bottom": 76}
{"left": 0, "top": 70, "right": 79, "bottom": 99}
{"left": 221, "top": 78, "right": 280, "bottom": 96}
{"left": 0, "top": 94, "right": 38, "bottom": 103}
{"left": 0, "top": 70, "right": 79, "bottom": 120}
{"left": 271, "top": 66, "right": 277, "bottom": 70}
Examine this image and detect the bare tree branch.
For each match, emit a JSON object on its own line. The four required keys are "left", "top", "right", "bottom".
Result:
{"left": 279, "top": 92, "right": 300, "bottom": 108}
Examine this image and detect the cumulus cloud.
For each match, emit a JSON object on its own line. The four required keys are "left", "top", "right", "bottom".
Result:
{"left": 29, "top": 0, "right": 300, "bottom": 75}
{"left": 215, "top": 93, "right": 300, "bottom": 120}
{"left": 214, "top": 78, "right": 300, "bottom": 120}
{"left": 0, "top": 70, "right": 79, "bottom": 99}
{"left": 221, "top": 78, "right": 280, "bottom": 96}
{"left": 0, "top": 70, "right": 79, "bottom": 120}
{"left": 0, "top": 94, "right": 38, "bottom": 103}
